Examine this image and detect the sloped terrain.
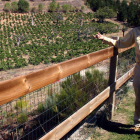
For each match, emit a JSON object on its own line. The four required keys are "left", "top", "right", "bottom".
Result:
{"left": 0, "top": 0, "right": 92, "bottom": 13}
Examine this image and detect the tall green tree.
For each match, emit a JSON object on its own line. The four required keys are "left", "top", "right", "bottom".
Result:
{"left": 117, "top": 0, "right": 128, "bottom": 21}
{"left": 116, "top": 0, "right": 121, "bottom": 10}
{"left": 18, "top": 0, "right": 29, "bottom": 13}
{"left": 103, "top": 0, "right": 116, "bottom": 9}
{"left": 127, "top": 2, "right": 140, "bottom": 26}
{"left": 94, "top": 6, "right": 115, "bottom": 23}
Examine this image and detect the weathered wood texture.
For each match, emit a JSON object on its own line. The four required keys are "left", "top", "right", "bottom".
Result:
{"left": 0, "top": 46, "right": 134, "bottom": 106}
{"left": 40, "top": 67, "right": 134, "bottom": 140}
{"left": 108, "top": 47, "right": 118, "bottom": 120}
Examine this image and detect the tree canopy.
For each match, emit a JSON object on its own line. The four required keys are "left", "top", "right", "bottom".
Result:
{"left": 18, "top": 0, "right": 29, "bottom": 13}
{"left": 94, "top": 6, "right": 115, "bottom": 23}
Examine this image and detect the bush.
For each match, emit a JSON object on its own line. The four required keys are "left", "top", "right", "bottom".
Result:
{"left": 14, "top": 99, "right": 28, "bottom": 111}
{"left": 46, "top": 68, "right": 108, "bottom": 121}
{"left": 17, "top": 113, "right": 28, "bottom": 124}
{"left": 38, "top": 3, "right": 43, "bottom": 13}
{"left": 62, "top": 4, "right": 69, "bottom": 13}
{"left": 69, "top": 5, "right": 74, "bottom": 12}
{"left": 11, "top": 2, "right": 18, "bottom": 13}
{"left": 18, "top": 0, "right": 29, "bottom": 13}
{"left": 56, "top": 3, "right": 60, "bottom": 12}
{"left": 48, "top": 0, "right": 56, "bottom": 12}
{"left": 37, "top": 103, "right": 45, "bottom": 113}
{"left": 81, "top": 6, "right": 84, "bottom": 12}
{"left": 31, "top": 7, "right": 37, "bottom": 13}
{"left": 3, "top": 3, "right": 11, "bottom": 12}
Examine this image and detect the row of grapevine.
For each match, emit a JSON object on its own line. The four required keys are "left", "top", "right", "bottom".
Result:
{"left": 0, "top": 12, "right": 119, "bottom": 71}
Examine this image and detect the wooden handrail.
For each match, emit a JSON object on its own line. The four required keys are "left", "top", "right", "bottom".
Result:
{"left": 0, "top": 45, "right": 134, "bottom": 106}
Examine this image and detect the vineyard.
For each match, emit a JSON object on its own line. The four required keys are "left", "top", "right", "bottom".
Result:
{"left": 0, "top": 12, "right": 119, "bottom": 71}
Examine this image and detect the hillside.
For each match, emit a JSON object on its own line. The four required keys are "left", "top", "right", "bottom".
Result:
{"left": 0, "top": 0, "right": 92, "bottom": 13}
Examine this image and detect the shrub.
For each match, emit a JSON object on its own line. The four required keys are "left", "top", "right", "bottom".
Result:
{"left": 48, "top": 0, "right": 56, "bottom": 12}
{"left": 56, "top": 3, "right": 60, "bottom": 12}
{"left": 46, "top": 68, "right": 108, "bottom": 122}
{"left": 14, "top": 99, "right": 28, "bottom": 111}
{"left": 11, "top": 2, "right": 18, "bottom": 13}
{"left": 69, "top": 5, "right": 74, "bottom": 12}
{"left": 18, "top": 0, "right": 29, "bottom": 13}
{"left": 31, "top": 7, "right": 37, "bottom": 13}
{"left": 62, "top": 4, "right": 69, "bottom": 13}
{"left": 81, "top": 6, "right": 84, "bottom": 12}
{"left": 3, "top": 3, "right": 11, "bottom": 12}
{"left": 38, "top": 3, "right": 43, "bottom": 13}
{"left": 37, "top": 103, "right": 45, "bottom": 113}
{"left": 17, "top": 113, "right": 28, "bottom": 124}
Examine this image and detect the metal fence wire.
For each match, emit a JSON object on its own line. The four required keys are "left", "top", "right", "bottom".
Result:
{"left": 0, "top": 46, "right": 135, "bottom": 140}
{"left": 0, "top": 12, "right": 136, "bottom": 140}
{"left": 0, "top": 60, "right": 110, "bottom": 140}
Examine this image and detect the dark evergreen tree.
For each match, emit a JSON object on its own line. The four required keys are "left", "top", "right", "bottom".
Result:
{"left": 127, "top": 2, "right": 140, "bottom": 26}
{"left": 102, "top": 0, "right": 116, "bottom": 11}
{"left": 87, "top": 0, "right": 103, "bottom": 11}
{"left": 117, "top": 0, "right": 128, "bottom": 21}
{"left": 116, "top": 0, "right": 121, "bottom": 11}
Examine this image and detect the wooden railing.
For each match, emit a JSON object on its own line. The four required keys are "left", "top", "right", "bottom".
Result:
{"left": 0, "top": 44, "right": 135, "bottom": 140}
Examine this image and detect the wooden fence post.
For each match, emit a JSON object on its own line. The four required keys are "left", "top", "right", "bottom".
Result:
{"left": 108, "top": 47, "right": 118, "bottom": 120}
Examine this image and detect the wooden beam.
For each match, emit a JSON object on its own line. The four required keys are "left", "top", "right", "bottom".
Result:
{"left": 0, "top": 47, "right": 114, "bottom": 106}
{"left": 116, "top": 66, "right": 135, "bottom": 90}
{"left": 39, "top": 66, "right": 135, "bottom": 140}
{"left": 0, "top": 46, "right": 135, "bottom": 106}
{"left": 39, "top": 86, "right": 110, "bottom": 140}
{"left": 108, "top": 47, "right": 118, "bottom": 120}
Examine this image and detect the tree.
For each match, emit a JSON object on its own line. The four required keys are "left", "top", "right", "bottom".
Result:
{"left": 94, "top": 6, "right": 115, "bottom": 23}
{"left": 38, "top": 3, "right": 43, "bottom": 13}
{"left": 11, "top": 2, "right": 18, "bottom": 13}
{"left": 3, "top": 3, "right": 11, "bottom": 12}
{"left": 103, "top": 0, "right": 116, "bottom": 11}
{"left": 87, "top": 0, "right": 103, "bottom": 11}
{"left": 18, "top": 0, "right": 29, "bottom": 13}
{"left": 127, "top": 2, "right": 140, "bottom": 26}
{"left": 48, "top": 0, "right": 56, "bottom": 12}
{"left": 54, "top": 13, "right": 63, "bottom": 25}
{"left": 116, "top": 0, "right": 120, "bottom": 10}
{"left": 117, "top": 0, "right": 128, "bottom": 21}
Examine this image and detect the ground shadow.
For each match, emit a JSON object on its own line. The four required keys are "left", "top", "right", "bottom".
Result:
{"left": 96, "top": 117, "right": 140, "bottom": 135}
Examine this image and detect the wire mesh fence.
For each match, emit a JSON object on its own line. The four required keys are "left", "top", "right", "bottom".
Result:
{"left": 0, "top": 11, "right": 136, "bottom": 140}
{"left": 0, "top": 59, "right": 110, "bottom": 140}
{"left": 117, "top": 47, "right": 135, "bottom": 79}
{"left": 0, "top": 45, "right": 135, "bottom": 140}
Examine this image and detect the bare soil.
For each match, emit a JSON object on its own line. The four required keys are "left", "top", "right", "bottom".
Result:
{"left": 0, "top": 16, "right": 132, "bottom": 82}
